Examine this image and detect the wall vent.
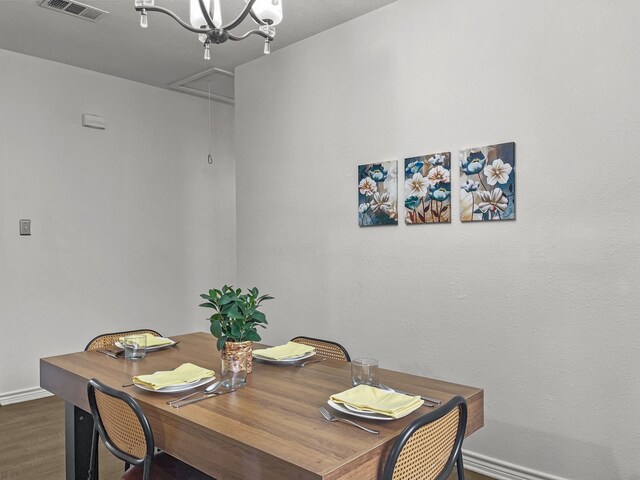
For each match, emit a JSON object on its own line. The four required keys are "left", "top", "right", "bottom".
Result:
{"left": 38, "top": 0, "right": 108, "bottom": 22}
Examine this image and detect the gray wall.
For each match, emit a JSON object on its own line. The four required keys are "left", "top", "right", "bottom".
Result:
{"left": 0, "top": 49, "right": 236, "bottom": 395}
{"left": 235, "top": 1, "right": 640, "bottom": 479}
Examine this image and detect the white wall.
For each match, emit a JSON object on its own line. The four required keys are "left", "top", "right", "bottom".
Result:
{"left": 235, "top": 1, "right": 640, "bottom": 479}
{"left": 0, "top": 49, "right": 236, "bottom": 396}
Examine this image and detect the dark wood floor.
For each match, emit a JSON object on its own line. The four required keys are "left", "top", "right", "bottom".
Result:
{"left": 0, "top": 396, "right": 491, "bottom": 480}
{"left": 0, "top": 396, "right": 123, "bottom": 479}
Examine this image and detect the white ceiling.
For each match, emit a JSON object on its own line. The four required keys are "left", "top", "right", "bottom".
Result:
{"left": 0, "top": 0, "right": 397, "bottom": 101}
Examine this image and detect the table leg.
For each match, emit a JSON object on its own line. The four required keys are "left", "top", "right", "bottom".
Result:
{"left": 65, "top": 402, "right": 97, "bottom": 480}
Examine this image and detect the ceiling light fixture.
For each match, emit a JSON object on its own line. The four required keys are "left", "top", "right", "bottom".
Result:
{"left": 134, "top": 0, "right": 283, "bottom": 60}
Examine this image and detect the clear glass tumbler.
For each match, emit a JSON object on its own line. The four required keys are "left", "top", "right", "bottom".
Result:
{"left": 351, "top": 358, "right": 379, "bottom": 387}
{"left": 123, "top": 334, "right": 147, "bottom": 360}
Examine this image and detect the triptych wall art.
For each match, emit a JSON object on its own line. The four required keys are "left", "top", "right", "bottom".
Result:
{"left": 358, "top": 142, "right": 515, "bottom": 226}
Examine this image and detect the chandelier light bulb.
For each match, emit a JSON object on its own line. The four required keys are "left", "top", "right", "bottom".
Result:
{"left": 248, "top": 0, "right": 283, "bottom": 26}
{"left": 190, "top": 0, "right": 214, "bottom": 28}
{"left": 204, "top": 43, "right": 211, "bottom": 60}
{"left": 140, "top": 9, "right": 148, "bottom": 28}
{"left": 212, "top": 0, "right": 222, "bottom": 28}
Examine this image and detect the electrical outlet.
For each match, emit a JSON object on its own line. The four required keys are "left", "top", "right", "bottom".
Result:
{"left": 19, "top": 219, "right": 31, "bottom": 236}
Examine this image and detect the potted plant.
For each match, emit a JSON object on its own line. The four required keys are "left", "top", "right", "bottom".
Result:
{"left": 199, "top": 285, "right": 273, "bottom": 374}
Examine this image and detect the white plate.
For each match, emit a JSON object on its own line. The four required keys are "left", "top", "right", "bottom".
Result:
{"left": 252, "top": 350, "right": 316, "bottom": 364}
{"left": 115, "top": 338, "right": 176, "bottom": 352}
{"left": 327, "top": 399, "right": 421, "bottom": 420}
{"left": 343, "top": 403, "right": 378, "bottom": 414}
{"left": 133, "top": 376, "right": 216, "bottom": 393}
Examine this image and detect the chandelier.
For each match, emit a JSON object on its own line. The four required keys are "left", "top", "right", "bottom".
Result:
{"left": 134, "top": 0, "right": 283, "bottom": 60}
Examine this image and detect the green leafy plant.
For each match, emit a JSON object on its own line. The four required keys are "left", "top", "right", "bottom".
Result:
{"left": 199, "top": 285, "right": 274, "bottom": 351}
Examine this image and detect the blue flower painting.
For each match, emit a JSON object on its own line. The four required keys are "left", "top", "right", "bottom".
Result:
{"left": 404, "top": 152, "right": 451, "bottom": 224}
{"left": 459, "top": 142, "right": 515, "bottom": 222}
{"left": 358, "top": 161, "right": 398, "bottom": 226}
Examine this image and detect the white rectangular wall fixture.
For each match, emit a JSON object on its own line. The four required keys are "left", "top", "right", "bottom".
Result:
{"left": 82, "top": 113, "right": 106, "bottom": 130}
{"left": 19, "top": 219, "right": 31, "bottom": 236}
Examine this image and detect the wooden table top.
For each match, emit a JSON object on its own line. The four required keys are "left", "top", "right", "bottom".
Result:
{"left": 40, "top": 332, "right": 483, "bottom": 480}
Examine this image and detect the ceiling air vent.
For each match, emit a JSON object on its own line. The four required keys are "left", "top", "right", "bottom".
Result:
{"left": 38, "top": 0, "right": 108, "bottom": 22}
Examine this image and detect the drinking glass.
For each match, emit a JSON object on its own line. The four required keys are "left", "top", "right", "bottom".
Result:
{"left": 351, "top": 358, "right": 378, "bottom": 387}
{"left": 222, "top": 354, "right": 247, "bottom": 389}
{"left": 123, "top": 334, "right": 147, "bottom": 360}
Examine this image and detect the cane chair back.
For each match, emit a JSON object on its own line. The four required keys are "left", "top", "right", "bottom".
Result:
{"left": 85, "top": 329, "right": 162, "bottom": 351}
{"left": 382, "top": 396, "right": 467, "bottom": 480}
{"left": 290, "top": 336, "right": 351, "bottom": 362}
{"left": 87, "top": 379, "right": 154, "bottom": 479}
{"left": 87, "top": 379, "right": 214, "bottom": 480}
{"left": 94, "top": 390, "right": 149, "bottom": 459}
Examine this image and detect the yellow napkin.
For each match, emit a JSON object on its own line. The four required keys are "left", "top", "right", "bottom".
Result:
{"left": 330, "top": 384, "right": 424, "bottom": 419}
{"left": 253, "top": 342, "right": 315, "bottom": 360}
{"left": 133, "top": 363, "right": 215, "bottom": 390}
{"left": 120, "top": 333, "right": 173, "bottom": 347}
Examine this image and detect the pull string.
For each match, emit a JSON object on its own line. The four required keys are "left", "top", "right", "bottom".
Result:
{"left": 208, "top": 81, "right": 213, "bottom": 165}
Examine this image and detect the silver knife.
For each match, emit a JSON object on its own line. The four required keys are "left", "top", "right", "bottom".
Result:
{"left": 172, "top": 388, "right": 237, "bottom": 408}
{"left": 293, "top": 357, "right": 327, "bottom": 368}
{"left": 379, "top": 384, "right": 441, "bottom": 405}
{"left": 97, "top": 349, "right": 122, "bottom": 359}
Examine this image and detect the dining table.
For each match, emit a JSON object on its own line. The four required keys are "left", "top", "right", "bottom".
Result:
{"left": 40, "top": 332, "right": 484, "bottom": 480}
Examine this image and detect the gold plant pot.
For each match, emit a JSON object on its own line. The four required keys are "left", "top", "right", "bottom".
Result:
{"left": 221, "top": 340, "right": 253, "bottom": 374}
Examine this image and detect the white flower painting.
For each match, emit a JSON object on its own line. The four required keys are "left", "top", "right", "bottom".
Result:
{"left": 404, "top": 152, "right": 451, "bottom": 224}
{"left": 358, "top": 161, "right": 398, "bottom": 226}
{"left": 459, "top": 142, "right": 515, "bottom": 222}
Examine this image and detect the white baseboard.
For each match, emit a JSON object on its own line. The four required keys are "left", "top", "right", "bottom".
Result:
{"left": 464, "top": 450, "right": 571, "bottom": 480}
{"left": 0, "top": 387, "right": 53, "bottom": 406}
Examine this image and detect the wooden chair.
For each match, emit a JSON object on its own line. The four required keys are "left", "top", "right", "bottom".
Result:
{"left": 289, "top": 336, "right": 351, "bottom": 362}
{"left": 382, "top": 396, "right": 467, "bottom": 480}
{"left": 87, "top": 378, "right": 214, "bottom": 480}
{"left": 85, "top": 329, "right": 162, "bottom": 351}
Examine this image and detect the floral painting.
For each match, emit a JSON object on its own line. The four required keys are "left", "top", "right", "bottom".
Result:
{"left": 358, "top": 161, "right": 398, "bottom": 226}
{"left": 404, "top": 152, "right": 451, "bottom": 224}
{"left": 460, "top": 142, "right": 515, "bottom": 222}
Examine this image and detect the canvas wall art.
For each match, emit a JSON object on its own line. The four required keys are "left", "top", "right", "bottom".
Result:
{"left": 459, "top": 142, "right": 515, "bottom": 222}
{"left": 404, "top": 152, "right": 451, "bottom": 224}
{"left": 358, "top": 161, "right": 398, "bottom": 226}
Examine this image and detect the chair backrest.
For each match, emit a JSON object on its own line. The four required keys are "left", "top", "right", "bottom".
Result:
{"left": 290, "top": 336, "right": 351, "bottom": 362}
{"left": 85, "top": 329, "right": 162, "bottom": 351}
{"left": 87, "top": 379, "right": 155, "bottom": 479}
{"left": 382, "top": 396, "right": 467, "bottom": 480}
